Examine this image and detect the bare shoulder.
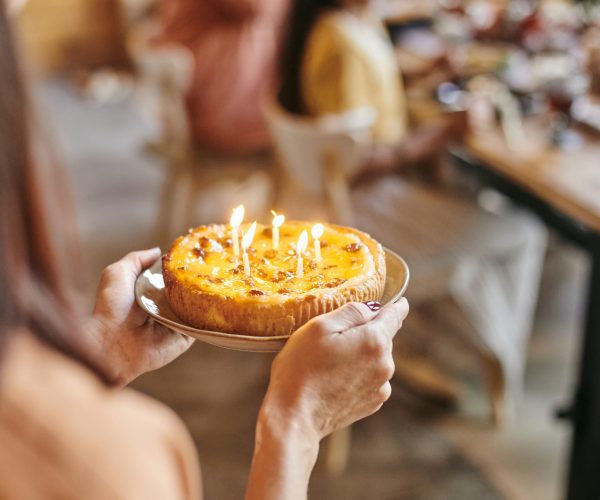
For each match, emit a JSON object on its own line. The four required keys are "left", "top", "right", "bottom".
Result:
{"left": 0, "top": 332, "right": 201, "bottom": 500}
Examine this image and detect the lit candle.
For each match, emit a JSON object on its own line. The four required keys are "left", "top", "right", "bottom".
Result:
{"left": 271, "top": 210, "right": 285, "bottom": 251}
{"left": 296, "top": 230, "right": 308, "bottom": 278}
{"left": 241, "top": 221, "right": 257, "bottom": 277}
{"left": 311, "top": 223, "right": 324, "bottom": 263}
{"left": 229, "top": 205, "right": 245, "bottom": 262}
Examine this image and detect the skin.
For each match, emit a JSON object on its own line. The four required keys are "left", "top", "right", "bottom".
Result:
{"left": 247, "top": 299, "right": 408, "bottom": 500}
{"left": 88, "top": 248, "right": 194, "bottom": 386}
{"left": 91, "top": 248, "right": 409, "bottom": 499}
{"left": 355, "top": 113, "right": 467, "bottom": 184}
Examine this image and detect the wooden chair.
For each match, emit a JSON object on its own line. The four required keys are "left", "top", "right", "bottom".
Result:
{"left": 263, "top": 98, "right": 376, "bottom": 225}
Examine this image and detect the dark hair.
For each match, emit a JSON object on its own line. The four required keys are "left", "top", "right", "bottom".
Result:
{"left": 0, "top": 2, "right": 112, "bottom": 383}
{"left": 278, "top": 0, "right": 339, "bottom": 114}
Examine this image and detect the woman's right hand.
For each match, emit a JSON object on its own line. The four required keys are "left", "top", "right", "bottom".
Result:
{"left": 245, "top": 299, "right": 409, "bottom": 500}
{"left": 262, "top": 298, "right": 409, "bottom": 442}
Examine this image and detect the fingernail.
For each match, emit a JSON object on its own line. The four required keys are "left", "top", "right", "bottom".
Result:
{"left": 364, "top": 301, "right": 382, "bottom": 311}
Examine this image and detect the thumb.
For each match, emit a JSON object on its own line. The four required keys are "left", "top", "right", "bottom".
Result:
{"left": 119, "top": 248, "right": 162, "bottom": 278}
{"left": 317, "top": 302, "right": 379, "bottom": 334}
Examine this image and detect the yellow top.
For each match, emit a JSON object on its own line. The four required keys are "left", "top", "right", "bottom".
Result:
{"left": 301, "top": 11, "right": 408, "bottom": 143}
{"left": 165, "top": 222, "right": 375, "bottom": 298}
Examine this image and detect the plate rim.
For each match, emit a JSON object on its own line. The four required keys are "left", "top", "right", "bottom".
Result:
{"left": 135, "top": 247, "right": 410, "bottom": 345}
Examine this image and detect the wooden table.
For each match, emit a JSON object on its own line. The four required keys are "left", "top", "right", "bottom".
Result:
{"left": 452, "top": 122, "right": 600, "bottom": 500}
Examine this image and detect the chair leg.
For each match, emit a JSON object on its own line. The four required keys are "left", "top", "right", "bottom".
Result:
{"left": 321, "top": 426, "right": 352, "bottom": 476}
{"left": 323, "top": 151, "right": 353, "bottom": 226}
{"left": 482, "top": 354, "right": 505, "bottom": 427}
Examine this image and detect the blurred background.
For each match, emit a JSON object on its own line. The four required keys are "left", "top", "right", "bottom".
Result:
{"left": 9, "top": 0, "right": 600, "bottom": 498}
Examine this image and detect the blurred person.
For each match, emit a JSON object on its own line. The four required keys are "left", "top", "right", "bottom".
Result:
{"left": 154, "top": 0, "right": 290, "bottom": 153}
{"left": 0, "top": 2, "right": 409, "bottom": 499}
{"left": 280, "top": 0, "right": 465, "bottom": 177}
{"left": 277, "top": 0, "right": 548, "bottom": 414}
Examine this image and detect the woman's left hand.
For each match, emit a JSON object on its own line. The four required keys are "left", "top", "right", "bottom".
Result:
{"left": 89, "top": 248, "right": 194, "bottom": 386}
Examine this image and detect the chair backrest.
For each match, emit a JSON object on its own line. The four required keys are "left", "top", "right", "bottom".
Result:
{"left": 263, "top": 98, "right": 376, "bottom": 222}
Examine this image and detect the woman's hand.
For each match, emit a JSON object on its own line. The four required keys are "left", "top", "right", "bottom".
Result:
{"left": 246, "top": 299, "right": 409, "bottom": 500}
{"left": 264, "top": 299, "right": 409, "bottom": 440}
{"left": 88, "top": 248, "right": 194, "bottom": 386}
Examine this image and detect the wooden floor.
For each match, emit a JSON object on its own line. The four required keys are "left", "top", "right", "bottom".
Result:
{"left": 38, "top": 78, "right": 584, "bottom": 500}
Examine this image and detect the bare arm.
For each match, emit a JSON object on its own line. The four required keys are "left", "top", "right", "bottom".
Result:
{"left": 245, "top": 407, "right": 319, "bottom": 500}
{"left": 355, "top": 113, "right": 467, "bottom": 183}
{"left": 245, "top": 300, "right": 410, "bottom": 500}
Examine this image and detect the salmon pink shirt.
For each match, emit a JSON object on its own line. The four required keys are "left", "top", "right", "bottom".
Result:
{"left": 156, "top": 0, "right": 289, "bottom": 153}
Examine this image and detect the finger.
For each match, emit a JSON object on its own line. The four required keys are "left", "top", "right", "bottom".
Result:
{"left": 146, "top": 321, "right": 195, "bottom": 355}
{"left": 118, "top": 248, "right": 162, "bottom": 277}
{"left": 317, "top": 302, "right": 379, "bottom": 333}
{"left": 151, "top": 321, "right": 193, "bottom": 343}
{"left": 368, "top": 298, "right": 409, "bottom": 341}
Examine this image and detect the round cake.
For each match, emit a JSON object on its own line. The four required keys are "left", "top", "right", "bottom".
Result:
{"left": 162, "top": 221, "right": 386, "bottom": 337}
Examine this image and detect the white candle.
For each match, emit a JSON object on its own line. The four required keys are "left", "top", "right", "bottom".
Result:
{"left": 242, "top": 221, "right": 257, "bottom": 277}
{"left": 271, "top": 211, "right": 285, "bottom": 251}
{"left": 230, "top": 205, "right": 245, "bottom": 262}
{"left": 296, "top": 230, "right": 308, "bottom": 278}
{"left": 311, "top": 223, "right": 324, "bottom": 263}
{"left": 243, "top": 251, "right": 250, "bottom": 277}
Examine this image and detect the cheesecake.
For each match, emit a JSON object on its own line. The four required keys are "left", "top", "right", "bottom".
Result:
{"left": 162, "top": 221, "right": 386, "bottom": 337}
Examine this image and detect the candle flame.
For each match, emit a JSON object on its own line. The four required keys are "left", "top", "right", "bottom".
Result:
{"left": 271, "top": 210, "right": 285, "bottom": 228}
{"left": 297, "top": 230, "right": 308, "bottom": 255}
{"left": 230, "top": 205, "right": 245, "bottom": 227}
{"left": 242, "top": 221, "right": 257, "bottom": 250}
{"left": 311, "top": 223, "right": 324, "bottom": 239}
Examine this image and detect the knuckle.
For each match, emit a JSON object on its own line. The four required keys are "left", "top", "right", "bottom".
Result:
{"left": 378, "top": 382, "right": 392, "bottom": 403}
{"left": 370, "top": 325, "right": 391, "bottom": 345}
{"left": 374, "top": 357, "right": 394, "bottom": 383}
{"left": 101, "top": 263, "right": 118, "bottom": 280}
{"left": 104, "top": 261, "right": 127, "bottom": 280}
{"left": 364, "top": 333, "right": 387, "bottom": 357}
{"left": 380, "top": 357, "right": 395, "bottom": 381}
{"left": 309, "top": 317, "right": 331, "bottom": 337}
{"left": 124, "top": 251, "right": 141, "bottom": 265}
{"left": 342, "top": 302, "right": 370, "bottom": 325}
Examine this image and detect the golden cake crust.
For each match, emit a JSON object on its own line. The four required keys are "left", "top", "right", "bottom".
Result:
{"left": 162, "top": 222, "right": 386, "bottom": 337}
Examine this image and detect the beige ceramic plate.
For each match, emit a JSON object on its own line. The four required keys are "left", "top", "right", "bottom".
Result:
{"left": 135, "top": 248, "right": 410, "bottom": 353}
